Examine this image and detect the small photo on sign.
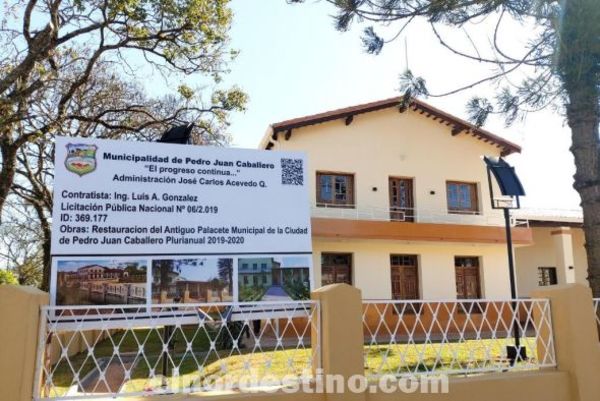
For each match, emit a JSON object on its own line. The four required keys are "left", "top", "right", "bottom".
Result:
{"left": 152, "top": 258, "right": 233, "bottom": 304}
{"left": 55, "top": 259, "right": 147, "bottom": 306}
{"left": 238, "top": 256, "right": 311, "bottom": 302}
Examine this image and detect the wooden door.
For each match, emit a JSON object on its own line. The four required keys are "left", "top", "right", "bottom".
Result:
{"left": 455, "top": 257, "right": 481, "bottom": 299}
{"left": 389, "top": 177, "right": 414, "bottom": 221}
{"left": 390, "top": 255, "right": 419, "bottom": 300}
{"left": 321, "top": 253, "right": 352, "bottom": 286}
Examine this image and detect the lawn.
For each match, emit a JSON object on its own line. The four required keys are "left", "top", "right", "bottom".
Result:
{"left": 364, "top": 338, "right": 539, "bottom": 376}
{"left": 45, "top": 328, "right": 539, "bottom": 397}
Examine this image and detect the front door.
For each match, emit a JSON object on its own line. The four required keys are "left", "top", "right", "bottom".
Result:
{"left": 390, "top": 255, "right": 419, "bottom": 300}
{"left": 272, "top": 269, "right": 281, "bottom": 286}
{"left": 455, "top": 257, "right": 481, "bottom": 299}
{"left": 389, "top": 177, "right": 414, "bottom": 221}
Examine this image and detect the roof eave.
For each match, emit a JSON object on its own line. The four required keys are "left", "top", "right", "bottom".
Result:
{"left": 264, "top": 97, "right": 521, "bottom": 155}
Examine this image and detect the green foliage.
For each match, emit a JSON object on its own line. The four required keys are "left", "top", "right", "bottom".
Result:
{"left": 466, "top": 97, "right": 494, "bottom": 127}
{"left": 398, "top": 69, "right": 429, "bottom": 110}
{"left": 299, "top": 0, "right": 598, "bottom": 127}
{"left": 15, "top": 258, "right": 43, "bottom": 287}
{"left": 0, "top": 269, "right": 18, "bottom": 285}
{"left": 282, "top": 280, "right": 310, "bottom": 300}
{"left": 362, "top": 26, "right": 384, "bottom": 55}
{"left": 238, "top": 285, "right": 266, "bottom": 302}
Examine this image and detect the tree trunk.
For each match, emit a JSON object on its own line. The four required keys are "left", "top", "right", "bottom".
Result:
{"left": 34, "top": 203, "right": 52, "bottom": 292}
{"left": 559, "top": 0, "right": 600, "bottom": 296}
{"left": 566, "top": 90, "right": 600, "bottom": 297}
{"left": 0, "top": 141, "right": 18, "bottom": 219}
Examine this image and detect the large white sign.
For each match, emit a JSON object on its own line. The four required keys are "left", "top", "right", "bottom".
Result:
{"left": 50, "top": 137, "right": 313, "bottom": 309}
{"left": 52, "top": 136, "right": 311, "bottom": 256}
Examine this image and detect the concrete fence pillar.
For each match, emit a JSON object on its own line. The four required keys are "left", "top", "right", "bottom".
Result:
{"left": 0, "top": 285, "right": 49, "bottom": 401}
{"left": 532, "top": 283, "right": 600, "bottom": 401}
{"left": 311, "top": 283, "right": 365, "bottom": 401}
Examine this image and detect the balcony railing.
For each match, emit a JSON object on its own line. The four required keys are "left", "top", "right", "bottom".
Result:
{"left": 311, "top": 204, "right": 529, "bottom": 227}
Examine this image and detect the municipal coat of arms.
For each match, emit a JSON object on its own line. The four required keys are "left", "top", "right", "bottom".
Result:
{"left": 65, "top": 143, "right": 98, "bottom": 176}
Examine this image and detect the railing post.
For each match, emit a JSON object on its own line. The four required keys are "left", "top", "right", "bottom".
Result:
{"left": 532, "top": 283, "right": 600, "bottom": 401}
{"left": 311, "top": 283, "right": 365, "bottom": 401}
{"left": 0, "top": 285, "right": 49, "bottom": 401}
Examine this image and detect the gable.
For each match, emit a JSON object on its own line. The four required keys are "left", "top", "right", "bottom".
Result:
{"left": 262, "top": 97, "right": 520, "bottom": 156}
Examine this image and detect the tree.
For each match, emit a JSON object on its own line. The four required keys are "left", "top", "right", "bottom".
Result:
{"left": 0, "top": 269, "right": 18, "bottom": 285}
{"left": 0, "top": 196, "right": 44, "bottom": 286}
{"left": 0, "top": 0, "right": 246, "bottom": 219}
{"left": 1, "top": 0, "right": 247, "bottom": 290}
{"left": 291, "top": 0, "right": 600, "bottom": 296}
{"left": 218, "top": 258, "right": 233, "bottom": 294}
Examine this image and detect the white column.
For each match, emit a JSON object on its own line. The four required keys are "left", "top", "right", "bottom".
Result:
{"left": 552, "top": 227, "right": 576, "bottom": 284}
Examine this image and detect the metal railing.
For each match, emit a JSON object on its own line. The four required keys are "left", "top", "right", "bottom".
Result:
{"left": 311, "top": 204, "right": 529, "bottom": 227}
{"left": 361, "top": 299, "right": 556, "bottom": 379}
{"left": 34, "top": 301, "right": 320, "bottom": 400}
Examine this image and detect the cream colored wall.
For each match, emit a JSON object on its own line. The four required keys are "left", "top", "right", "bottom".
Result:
{"left": 312, "top": 239, "right": 511, "bottom": 300}
{"left": 269, "top": 107, "right": 505, "bottom": 225}
{"left": 515, "top": 227, "right": 557, "bottom": 297}
{"left": 572, "top": 229, "right": 589, "bottom": 284}
{"left": 515, "top": 227, "right": 589, "bottom": 297}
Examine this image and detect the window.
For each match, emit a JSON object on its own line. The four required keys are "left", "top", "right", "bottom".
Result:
{"left": 242, "top": 263, "right": 248, "bottom": 269}
{"left": 447, "top": 181, "right": 479, "bottom": 214}
{"left": 317, "top": 172, "right": 354, "bottom": 207}
{"left": 538, "top": 267, "right": 558, "bottom": 286}
{"left": 455, "top": 257, "right": 481, "bottom": 299}
{"left": 261, "top": 263, "right": 267, "bottom": 269}
{"left": 253, "top": 263, "right": 258, "bottom": 270}
{"left": 321, "top": 253, "right": 352, "bottom": 286}
{"left": 243, "top": 276, "right": 249, "bottom": 285}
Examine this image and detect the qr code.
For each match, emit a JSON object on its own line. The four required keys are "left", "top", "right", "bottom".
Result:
{"left": 281, "top": 158, "right": 304, "bottom": 185}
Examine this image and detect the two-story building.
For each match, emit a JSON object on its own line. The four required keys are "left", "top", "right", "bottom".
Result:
{"left": 260, "top": 97, "right": 588, "bottom": 300}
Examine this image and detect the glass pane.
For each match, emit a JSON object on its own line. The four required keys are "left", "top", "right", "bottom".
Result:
{"left": 319, "top": 175, "right": 333, "bottom": 201}
{"left": 459, "top": 185, "right": 472, "bottom": 208}
{"left": 321, "top": 267, "right": 334, "bottom": 286}
{"left": 335, "top": 267, "right": 351, "bottom": 284}
{"left": 448, "top": 184, "right": 459, "bottom": 208}
{"left": 334, "top": 176, "right": 348, "bottom": 202}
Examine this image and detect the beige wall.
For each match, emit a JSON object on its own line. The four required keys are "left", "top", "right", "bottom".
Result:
{"left": 515, "top": 227, "right": 589, "bottom": 297}
{"left": 268, "top": 107, "right": 506, "bottom": 226}
{"left": 312, "top": 239, "right": 512, "bottom": 300}
{"left": 572, "top": 229, "right": 589, "bottom": 284}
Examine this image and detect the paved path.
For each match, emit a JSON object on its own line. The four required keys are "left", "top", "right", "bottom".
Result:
{"left": 262, "top": 286, "right": 292, "bottom": 301}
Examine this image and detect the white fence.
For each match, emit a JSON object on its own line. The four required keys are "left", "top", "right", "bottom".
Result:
{"left": 362, "top": 299, "right": 556, "bottom": 379}
{"left": 34, "top": 301, "right": 320, "bottom": 400}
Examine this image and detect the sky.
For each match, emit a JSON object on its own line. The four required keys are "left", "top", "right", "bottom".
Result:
{"left": 209, "top": 1, "right": 581, "bottom": 212}
{"left": 175, "top": 258, "right": 221, "bottom": 281}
